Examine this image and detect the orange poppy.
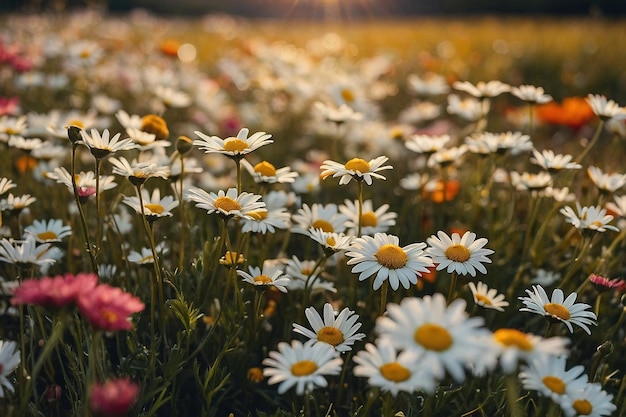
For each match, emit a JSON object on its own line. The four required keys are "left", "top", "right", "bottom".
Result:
{"left": 536, "top": 96, "right": 594, "bottom": 130}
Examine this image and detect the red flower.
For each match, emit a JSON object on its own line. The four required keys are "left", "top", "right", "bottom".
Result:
{"left": 11, "top": 273, "right": 97, "bottom": 308}
{"left": 536, "top": 97, "right": 595, "bottom": 130}
{"left": 77, "top": 284, "right": 144, "bottom": 331}
{"left": 89, "top": 378, "right": 139, "bottom": 417}
{"left": 589, "top": 273, "right": 625, "bottom": 293}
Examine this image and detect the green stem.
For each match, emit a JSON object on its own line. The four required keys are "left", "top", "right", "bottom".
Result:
{"left": 94, "top": 156, "right": 103, "bottom": 254}
{"left": 380, "top": 280, "right": 389, "bottom": 316}
{"left": 357, "top": 180, "right": 363, "bottom": 237}
{"left": 447, "top": 271, "right": 458, "bottom": 304}
{"left": 505, "top": 374, "right": 523, "bottom": 417}
{"left": 178, "top": 154, "right": 186, "bottom": 271}
{"left": 574, "top": 119, "right": 604, "bottom": 164}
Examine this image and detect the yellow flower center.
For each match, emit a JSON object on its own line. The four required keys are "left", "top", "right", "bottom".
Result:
{"left": 344, "top": 158, "right": 370, "bottom": 173}
{"left": 254, "top": 161, "right": 277, "bottom": 177}
{"left": 572, "top": 399, "right": 592, "bottom": 415}
{"left": 326, "top": 236, "right": 336, "bottom": 247}
{"left": 590, "top": 220, "right": 603, "bottom": 228}
{"left": 214, "top": 196, "right": 241, "bottom": 212}
{"left": 361, "top": 211, "right": 378, "bottom": 227}
{"left": 312, "top": 219, "right": 334, "bottom": 232}
{"left": 317, "top": 326, "right": 344, "bottom": 346}
{"left": 379, "top": 362, "right": 411, "bottom": 382}
{"left": 140, "top": 114, "right": 169, "bottom": 141}
{"left": 375, "top": 244, "right": 407, "bottom": 269}
{"left": 475, "top": 294, "right": 492, "bottom": 305}
{"left": 223, "top": 137, "right": 249, "bottom": 153}
{"left": 413, "top": 323, "right": 453, "bottom": 352}
{"left": 101, "top": 309, "right": 118, "bottom": 324}
{"left": 301, "top": 268, "right": 313, "bottom": 275}
{"left": 544, "top": 303, "right": 571, "bottom": 320}
{"left": 445, "top": 244, "right": 471, "bottom": 262}
{"left": 493, "top": 329, "right": 533, "bottom": 351}
{"left": 221, "top": 251, "right": 244, "bottom": 265}
{"left": 542, "top": 376, "right": 566, "bottom": 395}
{"left": 37, "top": 231, "right": 58, "bottom": 241}
{"left": 145, "top": 203, "right": 164, "bottom": 214}
{"left": 253, "top": 275, "right": 272, "bottom": 285}
{"left": 247, "top": 367, "right": 264, "bottom": 383}
{"left": 291, "top": 360, "right": 318, "bottom": 377}
{"left": 341, "top": 88, "right": 355, "bottom": 103}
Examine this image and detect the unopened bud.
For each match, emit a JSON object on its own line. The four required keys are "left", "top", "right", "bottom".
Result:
{"left": 176, "top": 135, "right": 194, "bottom": 155}
{"left": 67, "top": 125, "right": 82, "bottom": 145}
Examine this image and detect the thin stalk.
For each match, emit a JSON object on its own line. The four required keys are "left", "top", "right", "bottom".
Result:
{"left": 94, "top": 156, "right": 104, "bottom": 253}
{"left": 380, "top": 280, "right": 389, "bottom": 316}
{"left": 574, "top": 119, "right": 605, "bottom": 165}
{"left": 178, "top": 154, "right": 186, "bottom": 270}
{"left": 447, "top": 271, "right": 458, "bottom": 304}
{"left": 505, "top": 373, "right": 523, "bottom": 417}
{"left": 357, "top": 179, "right": 363, "bottom": 237}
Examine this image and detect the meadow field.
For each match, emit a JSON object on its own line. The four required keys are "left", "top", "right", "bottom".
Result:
{"left": 0, "top": 9, "right": 625, "bottom": 417}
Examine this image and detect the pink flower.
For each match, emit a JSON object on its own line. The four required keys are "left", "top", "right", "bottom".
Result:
{"left": 89, "top": 377, "right": 139, "bottom": 417}
{"left": 589, "top": 273, "right": 625, "bottom": 293}
{"left": 77, "top": 284, "right": 144, "bottom": 331}
{"left": 11, "top": 273, "right": 97, "bottom": 308}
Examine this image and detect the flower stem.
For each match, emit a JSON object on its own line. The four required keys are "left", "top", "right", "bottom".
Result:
{"left": 447, "top": 271, "right": 458, "bottom": 304}
{"left": 574, "top": 119, "right": 605, "bottom": 165}
{"left": 505, "top": 373, "right": 523, "bottom": 417}
{"left": 357, "top": 179, "right": 363, "bottom": 237}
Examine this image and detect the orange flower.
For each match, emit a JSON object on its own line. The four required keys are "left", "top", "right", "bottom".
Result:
{"left": 15, "top": 154, "right": 37, "bottom": 174}
{"left": 422, "top": 179, "right": 460, "bottom": 203}
{"left": 416, "top": 266, "right": 437, "bottom": 290}
{"left": 160, "top": 39, "right": 180, "bottom": 57}
{"left": 536, "top": 97, "right": 594, "bottom": 129}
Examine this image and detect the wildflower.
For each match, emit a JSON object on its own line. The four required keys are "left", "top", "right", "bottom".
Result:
{"left": 320, "top": 156, "right": 392, "bottom": 186}
{"left": 23, "top": 219, "right": 72, "bottom": 244}
{"left": 490, "top": 328, "right": 569, "bottom": 373}
{"left": 405, "top": 134, "right": 450, "bottom": 155}
{"left": 397, "top": 101, "right": 441, "bottom": 124}
{"left": 0, "top": 178, "right": 17, "bottom": 196}
{"left": 122, "top": 188, "right": 179, "bottom": 222}
{"left": 0, "top": 235, "right": 56, "bottom": 270}
{"left": 560, "top": 203, "right": 619, "bottom": 233}
{"left": 109, "top": 157, "right": 170, "bottom": 186}
{"left": 262, "top": 340, "right": 343, "bottom": 395}
{"left": 284, "top": 255, "right": 337, "bottom": 294}
{"left": 240, "top": 204, "right": 290, "bottom": 234}
{"left": 605, "top": 194, "right": 626, "bottom": 217}
{"left": 314, "top": 101, "right": 363, "bottom": 124}
{"left": 140, "top": 114, "right": 169, "bottom": 141}
{"left": 339, "top": 199, "right": 397, "bottom": 235}
{"left": 0, "top": 193, "right": 36, "bottom": 213}
{"left": 376, "top": 294, "right": 491, "bottom": 382}
{"left": 307, "top": 228, "right": 354, "bottom": 255}
{"left": 559, "top": 382, "right": 617, "bottom": 417}
{"left": 407, "top": 72, "right": 450, "bottom": 96}
{"left": 115, "top": 110, "right": 143, "bottom": 130}
{"left": 0, "top": 339, "right": 20, "bottom": 397}
{"left": 585, "top": 94, "right": 626, "bottom": 121}
{"left": 127, "top": 248, "right": 156, "bottom": 266}
{"left": 247, "top": 367, "right": 264, "bottom": 383}
{"left": 11, "top": 272, "right": 97, "bottom": 308}
{"left": 426, "top": 230, "right": 494, "bottom": 277}
{"left": 45, "top": 167, "right": 117, "bottom": 199}
{"left": 241, "top": 159, "right": 299, "bottom": 184}
{"left": 588, "top": 273, "right": 625, "bottom": 293}
{"left": 447, "top": 94, "right": 489, "bottom": 122}
{"left": 427, "top": 146, "right": 467, "bottom": 168}
{"left": 519, "top": 285, "right": 597, "bottom": 334}
{"left": 587, "top": 166, "right": 626, "bottom": 193}
{"left": 186, "top": 187, "right": 266, "bottom": 220}
{"left": 238, "top": 264, "right": 290, "bottom": 293}
{"left": 293, "top": 303, "right": 365, "bottom": 352}
{"left": 468, "top": 281, "right": 509, "bottom": 312}
{"left": 8, "top": 135, "right": 43, "bottom": 153}
{"left": 519, "top": 356, "right": 588, "bottom": 403}
{"left": 530, "top": 149, "right": 582, "bottom": 172}
{"left": 89, "top": 378, "right": 139, "bottom": 417}
{"left": 531, "top": 268, "right": 561, "bottom": 286}
{"left": 77, "top": 284, "right": 145, "bottom": 332}
{"left": 219, "top": 251, "right": 246, "bottom": 267}
{"left": 291, "top": 203, "right": 349, "bottom": 234}
{"left": 422, "top": 179, "right": 460, "bottom": 203}
{"left": 536, "top": 97, "right": 594, "bottom": 129}
{"left": 510, "top": 171, "right": 552, "bottom": 191}
{"left": 193, "top": 127, "right": 273, "bottom": 159}
{"left": 353, "top": 339, "right": 436, "bottom": 396}
{"left": 453, "top": 80, "right": 511, "bottom": 98}
{"left": 125, "top": 128, "right": 166, "bottom": 150}
{"left": 511, "top": 84, "right": 553, "bottom": 104}
{"left": 0, "top": 115, "right": 28, "bottom": 141}
{"left": 399, "top": 173, "right": 429, "bottom": 191}
{"left": 154, "top": 85, "right": 192, "bottom": 109}
{"left": 346, "top": 233, "right": 434, "bottom": 290}
{"left": 80, "top": 128, "right": 137, "bottom": 159}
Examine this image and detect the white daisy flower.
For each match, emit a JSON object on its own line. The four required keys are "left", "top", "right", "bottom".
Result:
{"left": 585, "top": 94, "right": 626, "bottom": 120}
{"left": 45, "top": 167, "right": 117, "bottom": 199}
{"left": 511, "top": 84, "right": 553, "bottom": 104}
{"left": 80, "top": 128, "right": 138, "bottom": 158}
{"left": 293, "top": 303, "right": 365, "bottom": 352}
{"left": 240, "top": 207, "right": 290, "bottom": 234}
{"left": 346, "top": 233, "right": 434, "bottom": 291}
{"left": 468, "top": 281, "right": 509, "bottom": 312}
{"left": 530, "top": 268, "right": 561, "bottom": 286}
{"left": 560, "top": 203, "right": 619, "bottom": 233}
{"left": 154, "top": 85, "right": 192, "bottom": 109}
{"left": 519, "top": 285, "right": 597, "bottom": 334}
{"left": 186, "top": 187, "right": 266, "bottom": 220}
{"left": 0, "top": 339, "right": 21, "bottom": 397}
{"left": 291, "top": 203, "right": 349, "bottom": 235}
{"left": 405, "top": 134, "right": 450, "bottom": 155}
{"left": 241, "top": 159, "right": 299, "bottom": 184}
{"left": 0, "top": 193, "right": 36, "bottom": 213}
{"left": 530, "top": 149, "right": 582, "bottom": 171}
{"left": 339, "top": 199, "right": 397, "bottom": 236}
{"left": 314, "top": 101, "right": 363, "bottom": 124}
{"left": 447, "top": 94, "right": 489, "bottom": 122}
{"left": 262, "top": 340, "right": 343, "bottom": 395}
{"left": 109, "top": 157, "right": 170, "bottom": 186}
{"left": 519, "top": 355, "right": 588, "bottom": 403}
{"left": 122, "top": 188, "right": 179, "bottom": 222}
{"left": 399, "top": 173, "right": 429, "bottom": 191}
{"left": 193, "top": 127, "right": 273, "bottom": 159}
{"left": 24, "top": 219, "right": 72, "bottom": 243}
{"left": 426, "top": 230, "right": 494, "bottom": 277}
{"left": 0, "top": 235, "right": 56, "bottom": 270}
{"left": 307, "top": 228, "right": 354, "bottom": 254}
{"left": 407, "top": 72, "right": 450, "bottom": 96}
{"left": 284, "top": 255, "right": 337, "bottom": 294}
{"left": 453, "top": 80, "right": 511, "bottom": 98}
{"left": 127, "top": 247, "right": 156, "bottom": 265}
{"left": 320, "top": 156, "right": 392, "bottom": 186}
{"left": 353, "top": 339, "right": 436, "bottom": 396}
{"left": 8, "top": 136, "right": 43, "bottom": 152}
{"left": 540, "top": 186, "right": 576, "bottom": 203}
{"left": 125, "top": 128, "right": 170, "bottom": 150}
{"left": 559, "top": 382, "right": 617, "bottom": 417}
{"left": 0, "top": 178, "right": 17, "bottom": 196}
{"left": 587, "top": 166, "right": 626, "bottom": 193}
{"left": 0, "top": 115, "right": 28, "bottom": 141}
{"left": 376, "top": 294, "right": 492, "bottom": 382}
{"left": 427, "top": 145, "right": 467, "bottom": 168}
{"left": 115, "top": 110, "right": 143, "bottom": 130}
{"left": 605, "top": 194, "right": 626, "bottom": 217}
{"left": 510, "top": 171, "right": 552, "bottom": 191}
{"left": 237, "top": 264, "right": 290, "bottom": 293}
{"left": 494, "top": 131, "right": 534, "bottom": 155}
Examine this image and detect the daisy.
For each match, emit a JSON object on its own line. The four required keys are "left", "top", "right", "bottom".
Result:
{"left": 320, "top": 156, "right": 392, "bottom": 186}
{"left": 241, "top": 159, "right": 299, "bottom": 184}
{"left": 293, "top": 303, "right": 365, "bottom": 352}
{"left": 346, "top": 233, "right": 434, "bottom": 290}
{"left": 45, "top": 167, "right": 117, "bottom": 199}
{"left": 24, "top": 219, "right": 72, "bottom": 243}
{"left": 339, "top": 199, "right": 397, "bottom": 236}
{"left": 0, "top": 235, "right": 56, "bottom": 270}
{"left": 127, "top": 247, "right": 157, "bottom": 266}
{"left": 8, "top": 135, "right": 43, "bottom": 152}
{"left": 307, "top": 227, "right": 354, "bottom": 254}
{"left": 314, "top": 101, "right": 363, "bottom": 124}
{"left": 291, "top": 203, "right": 349, "bottom": 235}
{"left": 519, "top": 355, "right": 588, "bottom": 403}
{"left": 122, "top": 188, "right": 179, "bottom": 222}
{"left": 407, "top": 72, "right": 450, "bottom": 96}
{"left": 530, "top": 149, "right": 582, "bottom": 172}
{"left": 125, "top": 128, "right": 170, "bottom": 150}
{"left": 399, "top": 173, "right": 429, "bottom": 191}
{"left": 468, "top": 281, "right": 509, "bottom": 312}
{"left": 284, "top": 255, "right": 337, "bottom": 294}
{"left": 240, "top": 206, "right": 289, "bottom": 234}
{"left": 405, "top": 134, "right": 450, "bottom": 155}
{"left": 0, "top": 193, "right": 36, "bottom": 213}
{"left": 237, "top": 264, "right": 290, "bottom": 293}
{"left": 511, "top": 84, "right": 553, "bottom": 104}
{"left": 109, "top": 157, "right": 170, "bottom": 186}
{"left": 0, "top": 339, "right": 21, "bottom": 398}
{"left": 154, "top": 85, "right": 192, "bottom": 108}
{"left": 186, "top": 187, "right": 265, "bottom": 220}
{"left": 375, "top": 294, "right": 491, "bottom": 382}
{"left": 453, "top": 80, "right": 511, "bottom": 98}
{"left": 0, "top": 178, "right": 17, "bottom": 196}
{"left": 397, "top": 101, "right": 442, "bottom": 124}
{"left": 427, "top": 145, "right": 467, "bottom": 168}
{"left": 0, "top": 115, "right": 28, "bottom": 141}
{"left": 559, "top": 382, "right": 617, "bottom": 417}
{"left": 585, "top": 94, "right": 626, "bottom": 120}
{"left": 426, "top": 230, "right": 494, "bottom": 277}
{"left": 587, "top": 166, "right": 626, "bottom": 193}
{"left": 531, "top": 268, "right": 561, "bottom": 286}
{"left": 605, "top": 194, "right": 626, "bottom": 217}
{"left": 353, "top": 339, "right": 436, "bottom": 396}
{"left": 80, "top": 128, "right": 137, "bottom": 159}
{"left": 115, "top": 109, "right": 143, "bottom": 130}
{"left": 494, "top": 131, "right": 534, "bottom": 155}
{"left": 560, "top": 203, "right": 619, "bottom": 233}
{"left": 262, "top": 340, "right": 343, "bottom": 395}
{"left": 510, "top": 171, "right": 552, "bottom": 191}
{"left": 447, "top": 94, "right": 489, "bottom": 122}
{"left": 519, "top": 285, "right": 597, "bottom": 334}
{"left": 193, "top": 127, "right": 273, "bottom": 159}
